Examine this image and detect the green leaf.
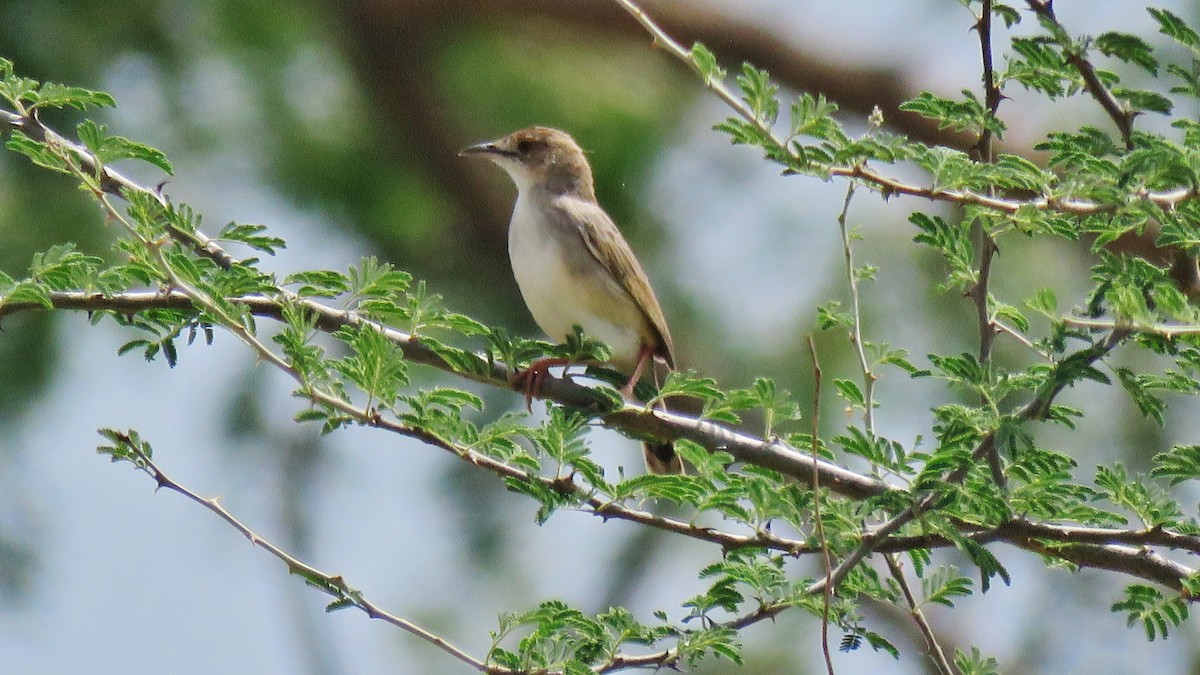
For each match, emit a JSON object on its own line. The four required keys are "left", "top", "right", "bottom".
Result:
{"left": 655, "top": 370, "right": 723, "bottom": 404}
{"left": 946, "top": 532, "right": 1010, "bottom": 593}
{"left": 928, "top": 352, "right": 989, "bottom": 387}
{"left": 1026, "top": 287, "right": 1058, "bottom": 317}
{"left": 28, "top": 82, "right": 116, "bottom": 110}
{"left": 329, "top": 325, "right": 409, "bottom": 408}
{"left": 558, "top": 323, "right": 613, "bottom": 363}
{"left": 900, "top": 90, "right": 1002, "bottom": 136}
{"left": 789, "top": 92, "right": 842, "bottom": 141}
{"left": 217, "top": 222, "right": 286, "bottom": 255}
{"left": 1112, "top": 584, "right": 1189, "bottom": 640}
{"left": 96, "top": 427, "right": 154, "bottom": 466}
{"left": 76, "top": 120, "right": 173, "bottom": 173}
{"left": 0, "top": 280, "right": 52, "bottom": 309}
{"left": 1095, "top": 32, "right": 1159, "bottom": 75}
{"left": 954, "top": 647, "right": 1001, "bottom": 675}
{"left": 737, "top": 63, "right": 779, "bottom": 125}
{"left": 921, "top": 566, "right": 973, "bottom": 608}
{"left": 991, "top": 3, "right": 1021, "bottom": 28}
{"left": 1113, "top": 88, "right": 1172, "bottom": 114}
{"left": 1150, "top": 445, "right": 1200, "bottom": 485}
{"left": 690, "top": 43, "right": 725, "bottom": 83}
{"left": 747, "top": 377, "right": 801, "bottom": 438}
{"left": 1115, "top": 367, "right": 1167, "bottom": 425}
{"left": 6, "top": 131, "right": 72, "bottom": 173}
{"left": 1095, "top": 464, "right": 1182, "bottom": 527}
{"left": 284, "top": 270, "right": 351, "bottom": 298}
{"left": 832, "top": 378, "right": 866, "bottom": 407}
{"left": 1149, "top": 7, "right": 1200, "bottom": 54}
{"left": 992, "top": 301, "right": 1030, "bottom": 334}
{"left": 910, "top": 212, "right": 975, "bottom": 290}
{"left": 347, "top": 256, "right": 412, "bottom": 300}
{"left": 816, "top": 300, "right": 852, "bottom": 329}
{"left": 1006, "top": 38, "right": 1074, "bottom": 97}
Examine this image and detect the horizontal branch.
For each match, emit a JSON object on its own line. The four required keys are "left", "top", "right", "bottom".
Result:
{"left": 1, "top": 289, "right": 892, "bottom": 501}
{"left": 1019, "top": 540, "right": 1193, "bottom": 591}
{"left": 1062, "top": 316, "right": 1200, "bottom": 338}
{"left": 9, "top": 288, "right": 1200, "bottom": 591}
{"left": 836, "top": 163, "right": 1198, "bottom": 215}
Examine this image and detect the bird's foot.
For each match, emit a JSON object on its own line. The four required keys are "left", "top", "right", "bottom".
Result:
{"left": 617, "top": 343, "right": 656, "bottom": 402}
{"left": 513, "top": 357, "right": 572, "bottom": 412}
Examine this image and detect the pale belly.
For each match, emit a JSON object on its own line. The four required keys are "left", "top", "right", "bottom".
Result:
{"left": 508, "top": 199, "right": 644, "bottom": 371}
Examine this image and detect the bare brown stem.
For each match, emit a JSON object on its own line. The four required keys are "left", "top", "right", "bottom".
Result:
{"left": 807, "top": 334, "right": 835, "bottom": 675}
{"left": 885, "top": 555, "right": 957, "bottom": 675}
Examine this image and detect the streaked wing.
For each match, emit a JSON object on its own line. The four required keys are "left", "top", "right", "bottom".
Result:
{"left": 557, "top": 197, "right": 674, "bottom": 367}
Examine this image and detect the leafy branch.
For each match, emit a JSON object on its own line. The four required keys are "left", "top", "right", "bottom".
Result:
{"left": 614, "top": 0, "right": 1200, "bottom": 219}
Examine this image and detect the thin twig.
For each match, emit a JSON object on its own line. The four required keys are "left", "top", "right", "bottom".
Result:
{"left": 104, "top": 430, "right": 505, "bottom": 674}
{"left": 807, "top": 334, "right": 835, "bottom": 675}
{"left": 884, "top": 555, "right": 956, "bottom": 675}
{"left": 974, "top": 0, "right": 1002, "bottom": 164}
{"left": 1062, "top": 316, "right": 1200, "bottom": 338}
{"left": 969, "top": 231, "right": 997, "bottom": 369}
{"left": 837, "top": 183, "right": 875, "bottom": 435}
{"left": 994, "top": 319, "right": 1050, "bottom": 357}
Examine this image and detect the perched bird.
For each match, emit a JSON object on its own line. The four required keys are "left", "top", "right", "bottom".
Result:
{"left": 461, "top": 126, "right": 682, "bottom": 474}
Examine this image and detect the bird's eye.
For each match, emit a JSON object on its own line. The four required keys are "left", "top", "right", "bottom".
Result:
{"left": 516, "top": 140, "right": 533, "bottom": 154}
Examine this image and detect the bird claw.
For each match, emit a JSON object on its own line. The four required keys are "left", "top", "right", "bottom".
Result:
{"left": 513, "top": 357, "right": 571, "bottom": 412}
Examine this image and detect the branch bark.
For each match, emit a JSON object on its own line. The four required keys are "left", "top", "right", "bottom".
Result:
{"left": 5, "top": 290, "right": 1197, "bottom": 592}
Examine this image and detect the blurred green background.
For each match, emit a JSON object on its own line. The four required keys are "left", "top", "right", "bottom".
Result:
{"left": 1, "top": 1, "right": 1198, "bottom": 673}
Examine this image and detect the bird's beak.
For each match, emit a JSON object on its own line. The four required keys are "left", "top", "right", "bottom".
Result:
{"left": 459, "top": 140, "right": 504, "bottom": 157}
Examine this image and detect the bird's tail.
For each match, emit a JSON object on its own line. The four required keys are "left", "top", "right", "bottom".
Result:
{"left": 643, "top": 441, "right": 684, "bottom": 475}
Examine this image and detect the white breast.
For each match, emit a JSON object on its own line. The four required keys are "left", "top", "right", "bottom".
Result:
{"left": 508, "top": 193, "right": 643, "bottom": 369}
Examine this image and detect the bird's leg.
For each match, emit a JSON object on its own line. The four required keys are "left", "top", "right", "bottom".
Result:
{"left": 513, "top": 357, "right": 573, "bottom": 411}
{"left": 619, "top": 343, "right": 655, "bottom": 400}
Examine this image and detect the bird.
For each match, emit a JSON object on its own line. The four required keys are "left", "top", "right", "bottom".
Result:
{"left": 461, "top": 126, "right": 682, "bottom": 474}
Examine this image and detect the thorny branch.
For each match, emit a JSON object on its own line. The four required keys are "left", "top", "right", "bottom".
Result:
{"left": 837, "top": 128, "right": 955, "bottom": 673}
{"left": 1023, "top": 0, "right": 1136, "bottom": 149}
{"left": 972, "top": 0, "right": 1007, "bottom": 491}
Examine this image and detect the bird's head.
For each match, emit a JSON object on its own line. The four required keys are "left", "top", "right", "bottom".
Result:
{"left": 461, "top": 126, "right": 595, "bottom": 199}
